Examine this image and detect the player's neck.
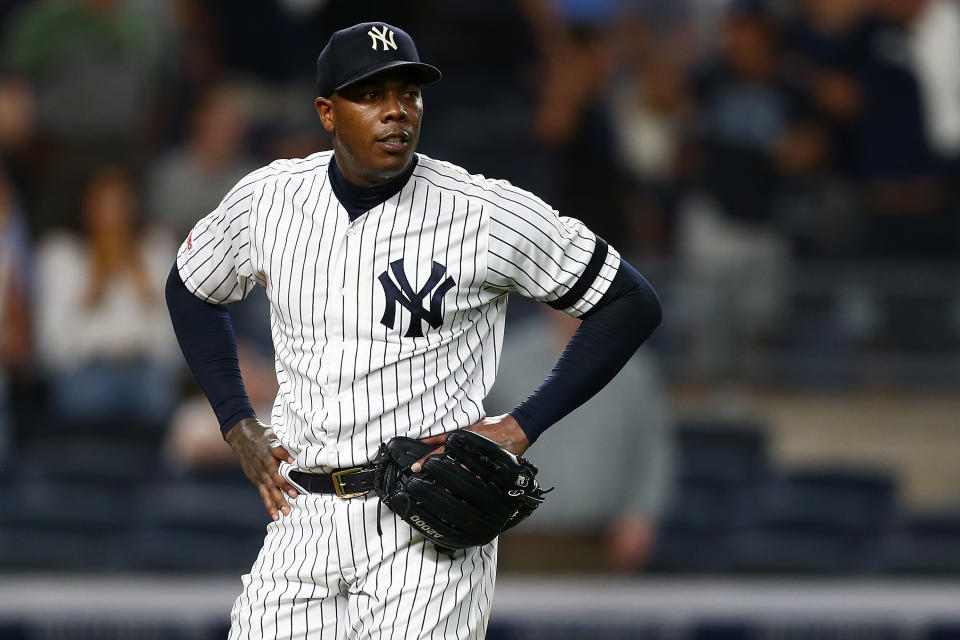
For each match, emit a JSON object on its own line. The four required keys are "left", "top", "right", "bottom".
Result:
{"left": 332, "top": 144, "right": 416, "bottom": 188}
{"left": 328, "top": 155, "right": 418, "bottom": 222}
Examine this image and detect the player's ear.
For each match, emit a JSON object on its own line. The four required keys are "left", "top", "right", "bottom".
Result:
{"left": 315, "top": 97, "right": 335, "bottom": 133}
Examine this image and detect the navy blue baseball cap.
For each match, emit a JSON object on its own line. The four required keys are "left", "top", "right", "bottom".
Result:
{"left": 316, "top": 22, "right": 441, "bottom": 97}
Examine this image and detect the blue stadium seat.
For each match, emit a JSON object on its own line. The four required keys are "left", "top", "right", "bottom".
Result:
{"left": 19, "top": 436, "right": 160, "bottom": 487}
{"left": 726, "top": 467, "right": 895, "bottom": 573}
{"left": 729, "top": 527, "right": 882, "bottom": 573}
{"left": 0, "top": 481, "right": 130, "bottom": 534}
{"left": 744, "top": 468, "right": 896, "bottom": 532}
{"left": 134, "top": 481, "right": 270, "bottom": 536}
{"left": 925, "top": 623, "right": 960, "bottom": 640}
{"left": 35, "top": 415, "right": 167, "bottom": 445}
{"left": 649, "top": 420, "right": 772, "bottom": 572}
{"left": 173, "top": 464, "right": 250, "bottom": 487}
{"left": 0, "top": 527, "right": 130, "bottom": 570}
{"left": 688, "top": 622, "right": 753, "bottom": 640}
{"left": 674, "top": 419, "right": 769, "bottom": 485}
{"left": 0, "top": 458, "right": 17, "bottom": 490}
{"left": 660, "top": 481, "right": 754, "bottom": 531}
{"left": 647, "top": 528, "right": 736, "bottom": 573}
{"left": 120, "top": 529, "right": 264, "bottom": 572}
{"left": 121, "top": 478, "right": 268, "bottom": 571}
{"left": 879, "top": 512, "right": 960, "bottom": 574}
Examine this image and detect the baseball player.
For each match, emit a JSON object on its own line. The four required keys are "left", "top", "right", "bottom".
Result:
{"left": 166, "top": 22, "right": 661, "bottom": 640}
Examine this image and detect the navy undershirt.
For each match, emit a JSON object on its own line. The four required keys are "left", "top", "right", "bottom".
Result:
{"left": 329, "top": 154, "right": 418, "bottom": 220}
{"left": 165, "top": 158, "right": 662, "bottom": 441}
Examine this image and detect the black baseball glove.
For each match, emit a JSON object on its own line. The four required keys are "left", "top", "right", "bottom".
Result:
{"left": 372, "top": 429, "right": 549, "bottom": 551}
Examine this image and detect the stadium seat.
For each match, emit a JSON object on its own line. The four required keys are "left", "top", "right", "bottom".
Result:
{"left": 688, "top": 622, "right": 753, "bottom": 640}
{"left": 0, "top": 527, "right": 131, "bottom": 570}
{"left": 649, "top": 419, "right": 772, "bottom": 572}
{"left": 0, "top": 481, "right": 130, "bottom": 534}
{"left": 35, "top": 414, "right": 168, "bottom": 443}
{"left": 18, "top": 436, "right": 161, "bottom": 487}
{"left": 134, "top": 481, "right": 270, "bottom": 535}
{"left": 674, "top": 419, "right": 770, "bottom": 485}
{"left": 729, "top": 526, "right": 881, "bottom": 573}
{"left": 878, "top": 511, "right": 960, "bottom": 574}
{"left": 173, "top": 464, "right": 250, "bottom": 487}
{"left": 744, "top": 468, "right": 897, "bottom": 532}
{"left": 726, "top": 467, "right": 895, "bottom": 573}
{"left": 647, "top": 527, "right": 736, "bottom": 573}
{"left": 925, "top": 623, "right": 960, "bottom": 640}
{"left": 120, "top": 529, "right": 264, "bottom": 572}
{"left": 660, "top": 481, "right": 755, "bottom": 531}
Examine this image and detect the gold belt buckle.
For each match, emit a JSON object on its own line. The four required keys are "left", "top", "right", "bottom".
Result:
{"left": 332, "top": 467, "right": 366, "bottom": 498}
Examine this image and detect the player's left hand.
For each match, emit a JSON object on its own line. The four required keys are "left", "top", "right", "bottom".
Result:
{"left": 411, "top": 413, "right": 530, "bottom": 473}
{"left": 224, "top": 417, "right": 299, "bottom": 520}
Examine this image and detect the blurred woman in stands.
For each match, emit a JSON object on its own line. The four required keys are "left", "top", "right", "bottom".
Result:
{"left": 35, "top": 166, "right": 178, "bottom": 428}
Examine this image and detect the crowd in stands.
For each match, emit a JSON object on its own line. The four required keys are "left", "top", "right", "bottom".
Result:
{"left": 0, "top": 0, "right": 958, "bottom": 573}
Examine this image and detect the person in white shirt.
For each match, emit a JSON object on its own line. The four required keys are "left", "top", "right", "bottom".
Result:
{"left": 36, "top": 166, "right": 178, "bottom": 426}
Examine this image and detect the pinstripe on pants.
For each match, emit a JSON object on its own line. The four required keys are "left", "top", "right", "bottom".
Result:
{"left": 228, "top": 493, "right": 497, "bottom": 639}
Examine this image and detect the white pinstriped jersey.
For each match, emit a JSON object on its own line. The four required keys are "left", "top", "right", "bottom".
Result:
{"left": 177, "top": 151, "right": 620, "bottom": 472}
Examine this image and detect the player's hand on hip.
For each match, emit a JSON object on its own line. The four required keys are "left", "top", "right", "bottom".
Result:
{"left": 412, "top": 413, "right": 530, "bottom": 472}
{"left": 224, "top": 417, "right": 299, "bottom": 520}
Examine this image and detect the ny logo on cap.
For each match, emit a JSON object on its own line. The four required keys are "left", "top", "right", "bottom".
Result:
{"left": 378, "top": 260, "right": 455, "bottom": 338}
{"left": 368, "top": 25, "right": 398, "bottom": 51}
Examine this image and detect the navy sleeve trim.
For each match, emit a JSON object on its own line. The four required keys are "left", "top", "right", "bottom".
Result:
{"left": 547, "top": 237, "right": 608, "bottom": 311}
{"left": 165, "top": 263, "right": 256, "bottom": 436}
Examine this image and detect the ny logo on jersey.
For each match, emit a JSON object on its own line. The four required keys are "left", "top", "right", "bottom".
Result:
{"left": 367, "top": 25, "right": 398, "bottom": 51}
{"left": 378, "top": 260, "right": 455, "bottom": 338}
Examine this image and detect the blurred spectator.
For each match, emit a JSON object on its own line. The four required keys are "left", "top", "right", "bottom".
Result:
{"left": 0, "top": 170, "right": 30, "bottom": 458}
{"left": 486, "top": 308, "right": 673, "bottom": 573}
{"left": 523, "top": 0, "right": 628, "bottom": 246}
{"left": 147, "top": 80, "right": 275, "bottom": 353}
{"left": 148, "top": 83, "right": 258, "bottom": 237}
{"left": 527, "top": 1, "right": 615, "bottom": 143}
{"left": 676, "top": 8, "right": 826, "bottom": 375}
{"left": 779, "top": 0, "right": 865, "bottom": 256}
{"left": 784, "top": 0, "right": 865, "bottom": 121}
{"left": 688, "top": 9, "right": 822, "bottom": 228}
{"left": 847, "top": 0, "right": 960, "bottom": 260}
{"left": 907, "top": 0, "right": 960, "bottom": 159}
{"left": 404, "top": 1, "right": 545, "bottom": 197}
{"left": 162, "top": 0, "right": 226, "bottom": 138}
{"left": 2, "top": 0, "right": 173, "bottom": 230}
{"left": 199, "top": 0, "right": 334, "bottom": 86}
{"left": 35, "top": 166, "right": 178, "bottom": 427}
{"left": 609, "top": 15, "right": 691, "bottom": 255}
{"left": 612, "top": 56, "right": 687, "bottom": 189}
{"left": 2, "top": 0, "right": 168, "bottom": 143}
{"left": 0, "top": 74, "right": 36, "bottom": 191}
{"left": 163, "top": 341, "right": 277, "bottom": 473}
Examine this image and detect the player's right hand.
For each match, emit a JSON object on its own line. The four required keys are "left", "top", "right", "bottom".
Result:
{"left": 224, "top": 417, "right": 299, "bottom": 521}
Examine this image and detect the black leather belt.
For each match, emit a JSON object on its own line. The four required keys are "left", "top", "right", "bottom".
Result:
{"left": 289, "top": 467, "right": 377, "bottom": 498}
